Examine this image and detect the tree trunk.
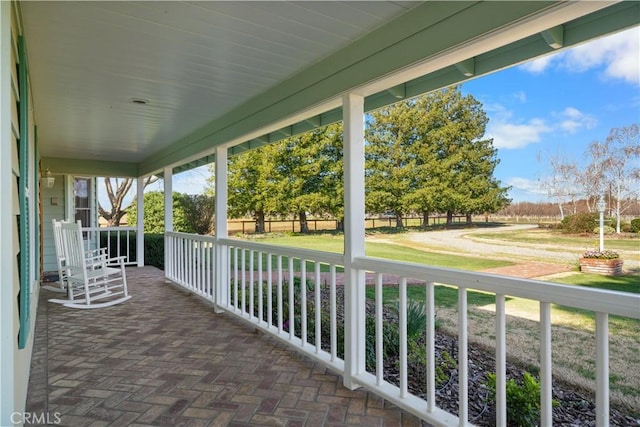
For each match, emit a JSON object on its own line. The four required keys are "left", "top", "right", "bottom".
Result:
{"left": 446, "top": 210, "right": 453, "bottom": 225}
{"left": 255, "top": 211, "right": 265, "bottom": 234}
{"left": 422, "top": 211, "right": 429, "bottom": 227}
{"left": 466, "top": 213, "right": 472, "bottom": 223}
{"left": 395, "top": 213, "right": 403, "bottom": 228}
{"left": 335, "top": 218, "right": 344, "bottom": 232}
{"left": 299, "top": 211, "right": 309, "bottom": 234}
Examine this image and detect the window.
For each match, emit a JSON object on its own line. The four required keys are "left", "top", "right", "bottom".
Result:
{"left": 74, "top": 177, "right": 91, "bottom": 227}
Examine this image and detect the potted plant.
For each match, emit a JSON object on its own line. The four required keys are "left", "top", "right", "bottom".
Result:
{"left": 579, "top": 250, "right": 624, "bottom": 275}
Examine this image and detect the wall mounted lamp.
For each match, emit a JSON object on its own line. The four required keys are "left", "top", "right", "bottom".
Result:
{"left": 43, "top": 169, "right": 55, "bottom": 188}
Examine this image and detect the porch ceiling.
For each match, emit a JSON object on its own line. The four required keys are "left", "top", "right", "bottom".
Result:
{"left": 20, "top": 1, "right": 638, "bottom": 177}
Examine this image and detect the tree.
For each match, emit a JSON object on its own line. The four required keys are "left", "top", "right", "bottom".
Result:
{"left": 127, "top": 191, "right": 208, "bottom": 234}
{"left": 539, "top": 154, "right": 581, "bottom": 220}
{"left": 274, "top": 124, "right": 343, "bottom": 233}
{"left": 99, "top": 176, "right": 158, "bottom": 226}
{"left": 218, "top": 143, "right": 280, "bottom": 233}
{"left": 366, "top": 87, "right": 509, "bottom": 226}
{"left": 587, "top": 124, "right": 639, "bottom": 233}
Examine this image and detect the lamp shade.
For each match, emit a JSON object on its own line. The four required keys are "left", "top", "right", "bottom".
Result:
{"left": 43, "top": 169, "right": 55, "bottom": 188}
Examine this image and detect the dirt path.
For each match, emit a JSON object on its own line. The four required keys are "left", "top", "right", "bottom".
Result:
{"left": 369, "top": 223, "right": 639, "bottom": 274}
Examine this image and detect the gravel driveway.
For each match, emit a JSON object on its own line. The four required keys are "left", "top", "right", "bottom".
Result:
{"left": 394, "top": 224, "right": 639, "bottom": 271}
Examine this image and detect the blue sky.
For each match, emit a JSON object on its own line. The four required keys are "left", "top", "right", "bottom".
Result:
{"left": 138, "top": 27, "right": 640, "bottom": 205}
{"left": 461, "top": 26, "right": 639, "bottom": 202}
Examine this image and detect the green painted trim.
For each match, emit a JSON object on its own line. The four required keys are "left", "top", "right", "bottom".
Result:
{"left": 141, "top": 1, "right": 639, "bottom": 176}
{"left": 34, "top": 126, "right": 39, "bottom": 280}
{"left": 42, "top": 157, "right": 139, "bottom": 177}
{"left": 18, "top": 35, "right": 29, "bottom": 350}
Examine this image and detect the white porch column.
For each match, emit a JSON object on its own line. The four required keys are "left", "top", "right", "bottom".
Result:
{"left": 342, "top": 92, "right": 366, "bottom": 390}
{"left": 214, "top": 145, "right": 228, "bottom": 312}
{"left": 163, "top": 167, "right": 173, "bottom": 280}
{"left": 136, "top": 176, "right": 144, "bottom": 267}
{"left": 163, "top": 167, "right": 173, "bottom": 231}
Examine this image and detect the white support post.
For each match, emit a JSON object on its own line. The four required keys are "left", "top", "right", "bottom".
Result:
{"left": 163, "top": 166, "right": 173, "bottom": 281}
{"left": 136, "top": 176, "right": 144, "bottom": 267}
{"left": 214, "top": 145, "right": 228, "bottom": 313}
{"left": 596, "top": 312, "right": 609, "bottom": 427}
{"left": 343, "top": 92, "right": 365, "bottom": 390}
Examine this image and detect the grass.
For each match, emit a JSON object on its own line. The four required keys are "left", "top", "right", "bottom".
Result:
{"left": 247, "top": 233, "right": 513, "bottom": 271}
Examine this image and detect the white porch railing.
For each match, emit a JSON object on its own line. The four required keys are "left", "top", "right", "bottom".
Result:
{"left": 82, "top": 226, "right": 137, "bottom": 266}
{"left": 164, "top": 231, "right": 640, "bottom": 427}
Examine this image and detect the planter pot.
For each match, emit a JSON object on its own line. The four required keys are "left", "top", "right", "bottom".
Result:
{"left": 579, "top": 258, "right": 624, "bottom": 276}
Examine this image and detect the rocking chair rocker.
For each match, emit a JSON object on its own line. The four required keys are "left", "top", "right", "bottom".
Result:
{"left": 48, "top": 220, "right": 131, "bottom": 309}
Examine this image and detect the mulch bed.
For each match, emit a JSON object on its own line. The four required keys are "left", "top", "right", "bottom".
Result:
{"left": 320, "top": 286, "right": 639, "bottom": 426}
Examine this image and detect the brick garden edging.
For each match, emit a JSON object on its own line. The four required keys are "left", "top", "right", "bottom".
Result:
{"left": 579, "top": 258, "right": 624, "bottom": 276}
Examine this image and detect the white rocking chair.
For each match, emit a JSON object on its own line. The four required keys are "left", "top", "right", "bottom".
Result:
{"left": 45, "top": 219, "right": 108, "bottom": 294}
{"left": 42, "top": 219, "right": 71, "bottom": 293}
{"left": 48, "top": 220, "right": 131, "bottom": 309}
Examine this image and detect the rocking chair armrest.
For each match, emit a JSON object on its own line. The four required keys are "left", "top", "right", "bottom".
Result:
{"left": 105, "top": 256, "right": 127, "bottom": 266}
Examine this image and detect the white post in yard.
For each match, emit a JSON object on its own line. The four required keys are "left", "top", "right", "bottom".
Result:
{"left": 163, "top": 166, "right": 173, "bottom": 281}
{"left": 214, "top": 145, "right": 229, "bottom": 313}
{"left": 136, "top": 176, "right": 144, "bottom": 267}
{"left": 343, "top": 92, "right": 366, "bottom": 390}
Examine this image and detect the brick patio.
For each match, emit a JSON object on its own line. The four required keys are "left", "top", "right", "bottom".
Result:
{"left": 26, "top": 266, "right": 431, "bottom": 427}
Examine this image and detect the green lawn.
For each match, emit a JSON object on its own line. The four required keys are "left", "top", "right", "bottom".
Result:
{"left": 252, "top": 233, "right": 512, "bottom": 271}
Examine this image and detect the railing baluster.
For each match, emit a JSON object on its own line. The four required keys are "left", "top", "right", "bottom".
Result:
{"left": 426, "top": 281, "right": 435, "bottom": 412}
{"left": 301, "top": 259, "right": 307, "bottom": 346}
{"left": 258, "top": 251, "right": 263, "bottom": 323}
{"left": 400, "top": 277, "right": 408, "bottom": 398}
{"left": 458, "top": 287, "right": 468, "bottom": 425}
{"left": 267, "top": 254, "right": 273, "bottom": 328}
{"left": 375, "top": 272, "right": 383, "bottom": 386}
{"left": 315, "top": 261, "right": 321, "bottom": 353}
{"left": 233, "top": 247, "right": 239, "bottom": 311}
{"left": 330, "top": 264, "right": 337, "bottom": 362}
{"left": 277, "top": 255, "right": 283, "bottom": 332}
{"left": 540, "top": 301, "right": 552, "bottom": 426}
{"left": 288, "top": 256, "right": 295, "bottom": 340}
{"left": 496, "top": 294, "right": 506, "bottom": 427}
{"left": 596, "top": 312, "right": 609, "bottom": 427}
{"left": 249, "top": 250, "right": 254, "bottom": 319}
{"left": 241, "top": 249, "right": 247, "bottom": 315}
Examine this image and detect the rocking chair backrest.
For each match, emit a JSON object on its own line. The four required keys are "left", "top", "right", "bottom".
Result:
{"left": 60, "top": 221, "right": 88, "bottom": 278}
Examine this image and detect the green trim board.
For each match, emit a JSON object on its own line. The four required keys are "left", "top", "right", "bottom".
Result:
{"left": 18, "top": 34, "right": 29, "bottom": 350}
{"left": 42, "top": 157, "right": 139, "bottom": 178}
{"left": 142, "top": 1, "right": 638, "bottom": 177}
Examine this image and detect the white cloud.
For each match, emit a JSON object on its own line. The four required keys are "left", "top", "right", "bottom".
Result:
{"left": 519, "top": 27, "right": 640, "bottom": 85}
{"left": 487, "top": 118, "right": 552, "bottom": 149}
{"left": 173, "top": 165, "right": 212, "bottom": 195}
{"left": 505, "top": 177, "right": 546, "bottom": 195}
{"left": 554, "top": 107, "right": 597, "bottom": 134}
{"left": 519, "top": 54, "right": 555, "bottom": 74}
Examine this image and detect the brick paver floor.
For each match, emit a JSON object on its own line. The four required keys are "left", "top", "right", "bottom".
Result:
{"left": 27, "top": 266, "right": 432, "bottom": 427}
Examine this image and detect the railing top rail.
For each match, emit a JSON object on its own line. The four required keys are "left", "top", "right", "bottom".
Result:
{"left": 166, "top": 231, "right": 216, "bottom": 243}
{"left": 83, "top": 226, "right": 137, "bottom": 232}
{"left": 219, "top": 237, "right": 345, "bottom": 266}
{"left": 354, "top": 256, "right": 640, "bottom": 319}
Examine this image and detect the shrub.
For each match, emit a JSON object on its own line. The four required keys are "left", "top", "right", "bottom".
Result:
{"left": 144, "top": 233, "right": 165, "bottom": 268}
{"left": 592, "top": 225, "right": 615, "bottom": 235}
{"left": 560, "top": 212, "right": 598, "bottom": 234}
{"left": 486, "top": 372, "right": 552, "bottom": 427}
{"left": 631, "top": 218, "right": 640, "bottom": 233}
